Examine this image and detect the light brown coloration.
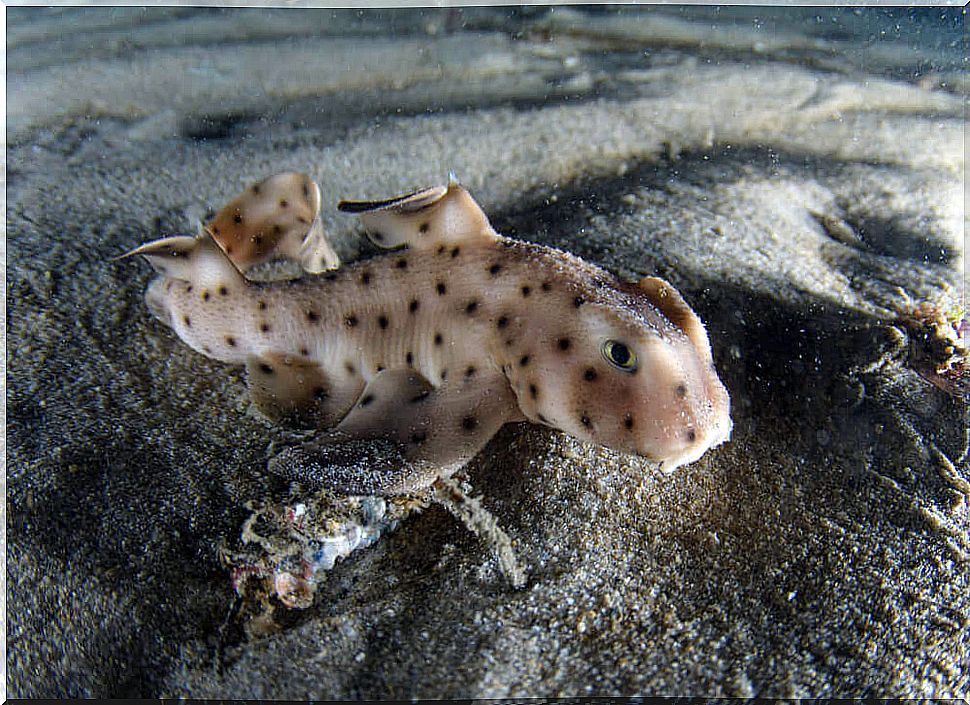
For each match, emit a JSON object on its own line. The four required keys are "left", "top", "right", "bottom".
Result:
{"left": 126, "top": 174, "right": 732, "bottom": 496}
{"left": 205, "top": 172, "right": 339, "bottom": 274}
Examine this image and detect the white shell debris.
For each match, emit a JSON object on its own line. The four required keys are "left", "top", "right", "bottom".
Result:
{"left": 223, "top": 492, "right": 428, "bottom": 610}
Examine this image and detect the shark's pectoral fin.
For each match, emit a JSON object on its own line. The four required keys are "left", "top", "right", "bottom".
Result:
{"left": 268, "top": 435, "right": 424, "bottom": 495}
{"left": 268, "top": 367, "right": 518, "bottom": 495}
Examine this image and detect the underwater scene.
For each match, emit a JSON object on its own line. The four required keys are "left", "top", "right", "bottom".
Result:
{"left": 5, "top": 5, "right": 967, "bottom": 698}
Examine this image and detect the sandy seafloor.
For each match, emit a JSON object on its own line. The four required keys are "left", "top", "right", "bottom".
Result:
{"left": 5, "top": 6, "right": 968, "bottom": 698}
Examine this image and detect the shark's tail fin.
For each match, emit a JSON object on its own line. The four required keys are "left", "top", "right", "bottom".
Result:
{"left": 119, "top": 232, "right": 245, "bottom": 288}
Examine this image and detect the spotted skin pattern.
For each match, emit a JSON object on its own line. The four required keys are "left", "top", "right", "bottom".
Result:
{"left": 126, "top": 176, "right": 732, "bottom": 495}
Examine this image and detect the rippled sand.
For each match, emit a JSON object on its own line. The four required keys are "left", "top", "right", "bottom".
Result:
{"left": 5, "top": 7, "right": 966, "bottom": 699}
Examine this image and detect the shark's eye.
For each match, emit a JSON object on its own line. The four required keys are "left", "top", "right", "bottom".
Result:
{"left": 602, "top": 340, "right": 637, "bottom": 372}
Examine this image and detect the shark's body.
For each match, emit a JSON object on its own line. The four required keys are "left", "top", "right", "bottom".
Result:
{"left": 129, "top": 174, "right": 733, "bottom": 496}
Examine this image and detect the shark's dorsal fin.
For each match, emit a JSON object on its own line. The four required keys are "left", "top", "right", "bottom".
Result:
{"left": 338, "top": 177, "right": 496, "bottom": 251}
{"left": 205, "top": 172, "right": 340, "bottom": 274}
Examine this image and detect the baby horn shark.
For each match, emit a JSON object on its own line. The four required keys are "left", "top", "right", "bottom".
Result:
{"left": 125, "top": 174, "right": 732, "bottom": 585}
